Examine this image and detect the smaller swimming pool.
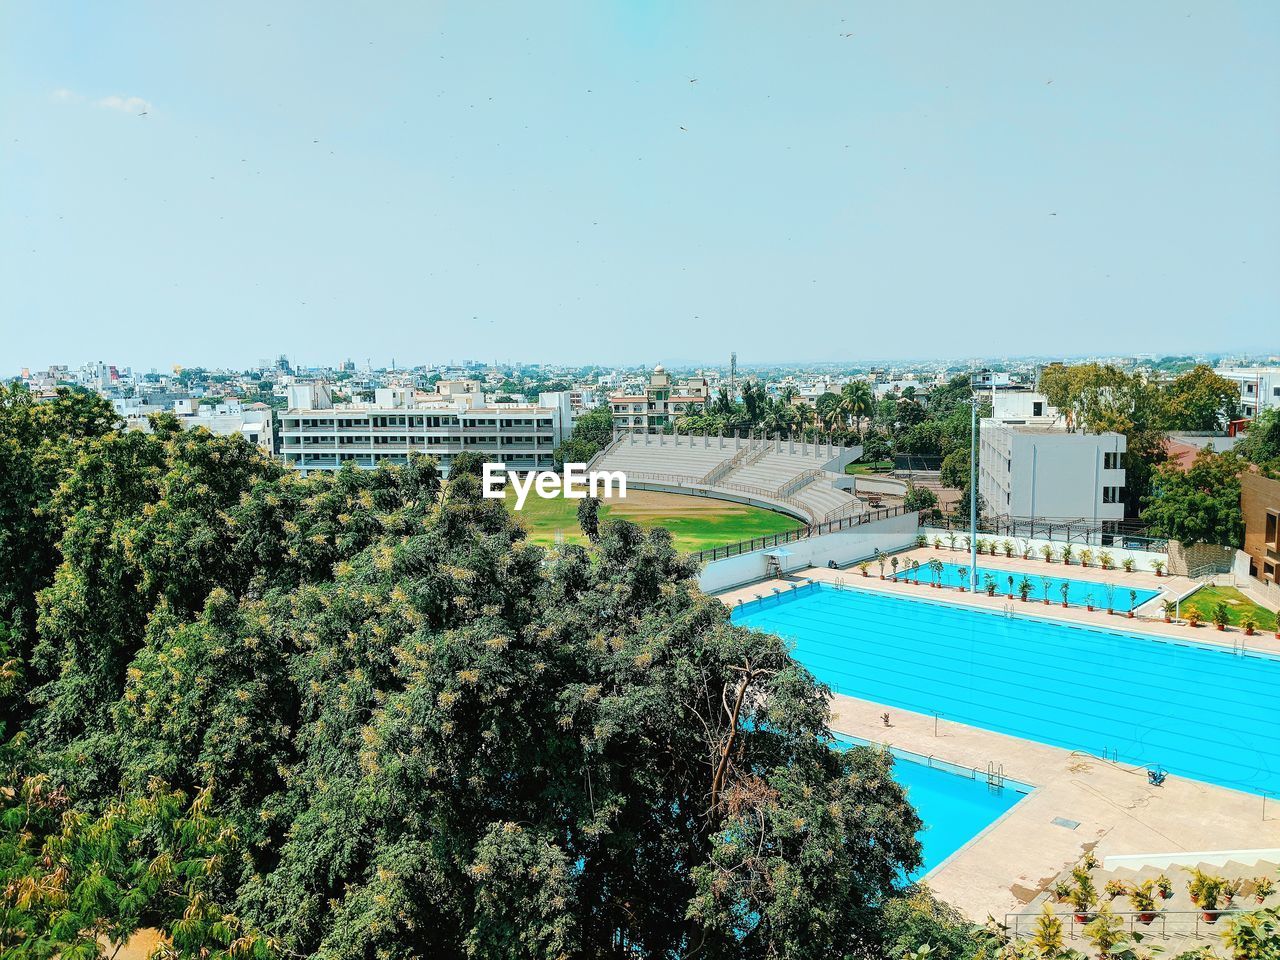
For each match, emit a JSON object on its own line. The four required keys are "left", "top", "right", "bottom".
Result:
{"left": 887, "top": 560, "right": 1158, "bottom": 611}
{"left": 832, "top": 733, "right": 1031, "bottom": 877}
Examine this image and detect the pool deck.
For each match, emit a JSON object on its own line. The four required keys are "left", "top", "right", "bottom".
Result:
{"left": 717, "top": 556, "right": 1280, "bottom": 921}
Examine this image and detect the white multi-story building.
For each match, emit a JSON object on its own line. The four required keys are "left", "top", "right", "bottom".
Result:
{"left": 279, "top": 383, "right": 573, "bottom": 476}
{"left": 121, "top": 398, "right": 276, "bottom": 455}
{"left": 1215, "top": 367, "right": 1280, "bottom": 420}
{"left": 979, "top": 392, "right": 1127, "bottom": 529}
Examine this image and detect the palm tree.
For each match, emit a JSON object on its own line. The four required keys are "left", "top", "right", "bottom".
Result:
{"left": 839, "top": 381, "right": 875, "bottom": 436}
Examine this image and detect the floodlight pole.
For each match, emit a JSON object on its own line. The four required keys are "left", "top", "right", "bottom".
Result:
{"left": 969, "top": 392, "right": 979, "bottom": 592}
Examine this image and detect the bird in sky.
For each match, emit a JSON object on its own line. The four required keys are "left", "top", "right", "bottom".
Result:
{"left": 679, "top": 126, "right": 687, "bottom": 131}
{"left": 689, "top": 78, "right": 697, "bottom": 83}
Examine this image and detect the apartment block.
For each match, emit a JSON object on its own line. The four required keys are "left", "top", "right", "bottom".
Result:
{"left": 1216, "top": 366, "right": 1280, "bottom": 419}
{"left": 279, "top": 383, "right": 573, "bottom": 476}
{"left": 609, "top": 365, "right": 708, "bottom": 433}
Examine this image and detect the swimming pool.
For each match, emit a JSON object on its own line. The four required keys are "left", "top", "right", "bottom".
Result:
{"left": 834, "top": 734, "right": 1029, "bottom": 877}
{"left": 886, "top": 560, "right": 1158, "bottom": 611}
{"left": 735, "top": 584, "right": 1280, "bottom": 797}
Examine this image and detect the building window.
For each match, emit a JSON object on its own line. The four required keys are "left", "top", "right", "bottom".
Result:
{"left": 1266, "top": 511, "right": 1278, "bottom": 550}
{"left": 1102, "top": 486, "right": 1125, "bottom": 504}
{"left": 1104, "top": 452, "right": 1123, "bottom": 469}
{"left": 1032, "top": 402, "right": 1043, "bottom": 416}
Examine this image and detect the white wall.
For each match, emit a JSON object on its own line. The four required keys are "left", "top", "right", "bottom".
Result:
{"left": 917, "top": 526, "right": 1169, "bottom": 572}
{"left": 699, "top": 511, "right": 920, "bottom": 593}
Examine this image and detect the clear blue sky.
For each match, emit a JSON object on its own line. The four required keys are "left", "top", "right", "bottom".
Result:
{"left": 3, "top": 1, "right": 1277, "bottom": 371}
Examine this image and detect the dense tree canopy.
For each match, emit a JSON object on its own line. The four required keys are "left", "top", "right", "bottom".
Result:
{"left": 1, "top": 388, "right": 936, "bottom": 958}
{"left": 1140, "top": 448, "right": 1245, "bottom": 547}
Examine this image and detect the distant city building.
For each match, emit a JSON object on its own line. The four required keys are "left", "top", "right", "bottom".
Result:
{"left": 1215, "top": 366, "right": 1280, "bottom": 419}
{"left": 121, "top": 397, "right": 276, "bottom": 454}
{"left": 979, "top": 391, "right": 1127, "bottom": 531}
{"left": 609, "top": 365, "right": 708, "bottom": 433}
{"left": 279, "top": 383, "right": 573, "bottom": 476}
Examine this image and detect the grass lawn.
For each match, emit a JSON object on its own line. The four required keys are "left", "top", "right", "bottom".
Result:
{"left": 504, "top": 488, "right": 803, "bottom": 553}
{"left": 1182, "top": 585, "right": 1278, "bottom": 632}
{"left": 845, "top": 460, "right": 892, "bottom": 475}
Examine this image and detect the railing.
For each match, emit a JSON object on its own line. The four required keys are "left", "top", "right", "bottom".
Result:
{"left": 776, "top": 468, "right": 821, "bottom": 498}
{"left": 930, "top": 514, "right": 1168, "bottom": 551}
{"left": 1004, "top": 908, "right": 1256, "bottom": 943}
{"left": 821, "top": 496, "right": 866, "bottom": 524}
{"left": 689, "top": 504, "right": 909, "bottom": 564}
{"left": 700, "top": 441, "right": 757, "bottom": 485}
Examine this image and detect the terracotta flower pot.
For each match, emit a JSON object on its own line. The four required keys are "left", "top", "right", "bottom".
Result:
{"left": 1216, "top": 624, "right": 1225, "bottom": 631}
{"left": 1202, "top": 910, "right": 1220, "bottom": 923}
{"left": 1245, "top": 627, "right": 1255, "bottom": 636}
{"left": 1088, "top": 605, "right": 1095, "bottom": 611}
{"left": 1138, "top": 912, "right": 1156, "bottom": 923}
{"left": 1127, "top": 611, "right": 1135, "bottom": 619}
{"left": 1163, "top": 616, "right": 1171, "bottom": 623}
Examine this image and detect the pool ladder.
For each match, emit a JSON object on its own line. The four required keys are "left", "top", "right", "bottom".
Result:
{"left": 986, "top": 761, "right": 1005, "bottom": 789}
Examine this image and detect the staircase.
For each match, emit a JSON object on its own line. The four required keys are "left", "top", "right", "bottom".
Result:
{"left": 1007, "top": 852, "right": 1280, "bottom": 957}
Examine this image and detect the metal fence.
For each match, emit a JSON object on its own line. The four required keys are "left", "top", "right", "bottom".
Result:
{"left": 689, "top": 504, "right": 910, "bottom": 564}
{"left": 930, "top": 514, "right": 1168, "bottom": 551}
{"left": 1004, "top": 907, "right": 1255, "bottom": 944}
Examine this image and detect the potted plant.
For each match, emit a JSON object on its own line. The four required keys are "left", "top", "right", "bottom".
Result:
{"left": 858, "top": 561, "right": 870, "bottom": 578}
{"left": 1061, "top": 544, "right": 1074, "bottom": 566}
{"left": 910, "top": 559, "right": 921, "bottom": 584}
{"left": 875, "top": 549, "right": 886, "bottom": 579}
{"left": 1155, "top": 875, "right": 1174, "bottom": 900}
{"left": 1085, "top": 591, "right": 1095, "bottom": 612}
{"left": 1006, "top": 574, "right": 1014, "bottom": 599}
{"left": 1104, "top": 585, "right": 1115, "bottom": 616}
{"left": 1041, "top": 577, "right": 1052, "bottom": 604}
{"left": 931, "top": 536, "right": 942, "bottom": 550}
{"left": 1253, "top": 875, "right": 1276, "bottom": 903}
{"left": 976, "top": 538, "right": 989, "bottom": 555}
{"left": 947, "top": 533, "right": 957, "bottom": 552}
{"left": 1019, "top": 576, "right": 1033, "bottom": 602}
{"left": 1122, "top": 556, "right": 1135, "bottom": 573}
{"left": 1001, "top": 539, "right": 1014, "bottom": 557}
{"left": 929, "top": 558, "right": 944, "bottom": 588}
{"left": 1080, "top": 548, "right": 1094, "bottom": 568}
{"left": 984, "top": 573, "right": 997, "bottom": 597}
{"left": 1188, "top": 868, "right": 1224, "bottom": 922}
{"left": 1060, "top": 582, "right": 1070, "bottom": 608}
{"left": 890, "top": 556, "right": 899, "bottom": 579}
{"left": 1051, "top": 880, "right": 1073, "bottom": 904}
{"left": 1040, "top": 544, "right": 1054, "bottom": 563}
{"left": 1103, "top": 879, "right": 1128, "bottom": 901}
{"left": 1186, "top": 606, "right": 1202, "bottom": 627}
{"left": 1020, "top": 539, "right": 1032, "bottom": 560}
{"left": 1161, "top": 599, "right": 1176, "bottom": 623}
{"left": 1099, "top": 550, "right": 1114, "bottom": 570}
{"left": 1127, "top": 590, "right": 1137, "bottom": 618}
{"left": 1150, "top": 558, "right": 1165, "bottom": 577}
{"left": 1224, "top": 877, "right": 1243, "bottom": 907}
{"left": 915, "top": 534, "right": 927, "bottom": 549}
{"left": 1212, "top": 602, "right": 1229, "bottom": 631}
{"left": 1128, "top": 880, "right": 1158, "bottom": 923}
{"left": 956, "top": 565, "right": 969, "bottom": 591}
{"left": 1243, "top": 617, "right": 1257, "bottom": 637}
{"left": 1069, "top": 869, "right": 1097, "bottom": 923}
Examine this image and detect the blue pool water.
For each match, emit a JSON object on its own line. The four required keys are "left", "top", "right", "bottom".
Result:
{"left": 834, "top": 734, "right": 1028, "bottom": 876}
{"left": 888, "top": 560, "right": 1158, "bottom": 611}
{"left": 735, "top": 584, "right": 1280, "bottom": 797}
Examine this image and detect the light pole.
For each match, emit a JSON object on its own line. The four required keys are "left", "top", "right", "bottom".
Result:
{"left": 968, "top": 376, "right": 984, "bottom": 592}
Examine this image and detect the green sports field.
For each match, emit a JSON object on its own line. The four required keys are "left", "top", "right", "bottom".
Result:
{"left": 504, "top": 488, "right": 803, "bottom": 553}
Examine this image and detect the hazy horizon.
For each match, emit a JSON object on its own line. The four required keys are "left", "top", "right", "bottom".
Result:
{"left": 4, "top": 1, "right": 1278, "bottom": 371}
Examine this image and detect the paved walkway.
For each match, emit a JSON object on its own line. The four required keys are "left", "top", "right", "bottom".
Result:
{"left": 717, "top": 558, "right": 1280, "bottom": 921}
{"left": 827, "top": 693, "right": 1280, "bottom": 921}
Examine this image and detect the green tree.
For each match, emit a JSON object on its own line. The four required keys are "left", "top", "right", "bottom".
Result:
{"left": 840, "top": 381, "right": 875, "bottom": 435}
{"left": 1160, "top": 364, "right": 1240, "bottom": 431}
{"left": 1141, "top": 448, "right": 1245, "bottom": 547}
{"left": 1236, "top": 408, "right": 1280, "bottom": 468}
{"left": 554, "top": 404, "right": 614, "bottom": 466}
{"left": 576, "top": 494, "right": 601, "bottom": 541}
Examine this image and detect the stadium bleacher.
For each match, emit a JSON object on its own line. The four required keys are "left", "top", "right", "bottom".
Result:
{"left": 590, "top": 432, "right": 864, "bottom": 524}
